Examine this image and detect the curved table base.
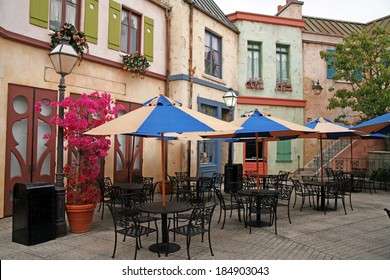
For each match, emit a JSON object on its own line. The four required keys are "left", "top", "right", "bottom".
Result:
{"left": 149, "top": 242, "right": 181, "bottom": 254}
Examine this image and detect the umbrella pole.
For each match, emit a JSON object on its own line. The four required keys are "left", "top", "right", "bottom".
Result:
{"left": 320, "top": 137, "right": 324, "bottom": 183}
{"left": 256, "top": 133, "right": 260, "bottom": 191}
{"left": 350, "top": 137, "right": 353, "bottom": 172}
{"left": 161, "top": 133, "right": 166, "bottom": 207}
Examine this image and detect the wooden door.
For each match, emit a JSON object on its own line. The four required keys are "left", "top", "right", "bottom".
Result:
{"left": 4, "top": 85, "right": 56, "bottom": 216}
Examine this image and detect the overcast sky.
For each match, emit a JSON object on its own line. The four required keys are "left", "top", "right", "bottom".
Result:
{"left": 213, "top": 0, "right": 390, "bottom": 23}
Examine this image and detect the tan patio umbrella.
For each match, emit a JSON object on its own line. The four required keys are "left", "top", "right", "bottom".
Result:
{"left": 86, "top": 94, "right": 242, "bottom": 206}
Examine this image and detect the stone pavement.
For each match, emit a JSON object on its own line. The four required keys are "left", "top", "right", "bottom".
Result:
{"left": 1, "top": 188, "right": 390, "bottom": 260}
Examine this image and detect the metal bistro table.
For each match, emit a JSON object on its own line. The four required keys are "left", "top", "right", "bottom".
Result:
{"left": 238, "top": 189, "right": 278, "bottom": 227}
{"left": 114, "top": 182, "right": 143, "bottom": 193}
{"left": 136, "top": 201, "right": 192, "bottom": 254}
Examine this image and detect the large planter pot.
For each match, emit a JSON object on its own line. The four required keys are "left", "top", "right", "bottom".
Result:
{"left": 65, "top": 203, "right": 97, "bottom": 234}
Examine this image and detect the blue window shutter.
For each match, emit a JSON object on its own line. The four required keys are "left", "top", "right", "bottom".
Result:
{"left": 326, "top": 49, "right": 336, "bottom": 79}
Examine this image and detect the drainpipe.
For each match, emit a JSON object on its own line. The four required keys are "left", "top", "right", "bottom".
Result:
{"left": 165, "top": 8, "right": 171, "bottom": 97}
{"left": 187, "top": 0, "right": 195, "bottom": 176}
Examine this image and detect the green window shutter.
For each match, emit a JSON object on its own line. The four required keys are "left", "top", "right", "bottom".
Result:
{"left": 30, "top": 0, "right": 49, "bottom": 28}
{"left": 277, "top": 140, "right": 292, "bottom": 162}
{"left": 84, "top": 0, "right": 99, "bottom": 44}
{"left": 143, "top": 16, "right": 154, "bottom": 62}
{"left": 108, "top": 0, "right": 121, "bottom": 51}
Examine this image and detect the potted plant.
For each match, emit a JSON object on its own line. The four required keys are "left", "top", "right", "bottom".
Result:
{"left": 276, "top": 79, "right": 292, "bottom": 91}
{"left": 246, "top": 77, "right": 264, "bottom": 90}
{"left": 50, "top": 23, "right": 89, "bottom": 64}
{"left": 36, "top": 91, "right": 124, "bottom": 233}
{"left": 122, "top": 52, "right": 150, "bottom": 78}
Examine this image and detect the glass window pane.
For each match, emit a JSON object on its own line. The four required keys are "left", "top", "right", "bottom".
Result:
{"left": 50, "top": 0, "right": 62, "bottom": 30}
{"left": 66, "top": 0, "right": 77, "bottom": 25}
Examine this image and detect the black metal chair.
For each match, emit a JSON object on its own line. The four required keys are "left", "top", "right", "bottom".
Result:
{"left": 290, "top": 178, "right": 313, "bottom": 211}
{"left": 276, "top": 184, "right": 293, "bottom": 223}
{"left": 107, "top": 202, "right": 160, "bottom": 260}
{"left": 141, "top": 181, "right": 158, "bottom": 203}
{"left": 197, "top": 177, "right": 214, "bottom": 202}
{"left": 168, "top": 203, "right": 216, "bottom": 260}
{"left": 97, "top": 177, "right": 113, "bottom": 219}
{"left": 384, "top": 208, "right": 390, "bottom": 219}
{"left": 214, "top": 188, "right": 245, "bottom": 229}
{"left": 246, "top": 192, "right": 278, "bottom": 234}
{"left": 212, "top": 172, "right": 224, "bottom": 191}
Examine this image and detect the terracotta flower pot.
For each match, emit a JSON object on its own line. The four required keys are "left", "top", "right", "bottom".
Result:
{"left": 65, "top": 203, "right": 97, "bottom": 234}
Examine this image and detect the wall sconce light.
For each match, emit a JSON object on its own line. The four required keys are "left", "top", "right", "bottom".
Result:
{"left": 312, "top": 80, "right": 323, "bottom": 95}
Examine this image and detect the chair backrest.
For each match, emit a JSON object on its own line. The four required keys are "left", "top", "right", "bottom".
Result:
{"left": 214, "top": 188, "right": 226, "bottom": 207}
{"left": 197, "top": 177, "right": 213, "bottom": 191}
{"left": 324, "top": 167, "right": 335, "bottom": 182}
{"left": 248, "top": 193, "right": 278, "bottom": 214}
{"left": 97, "top": 177, "right": 113, "bottom": 198}
{"left": 277, "top": 184, "right": 293, "bottom": 201}
{"left": 141, "top": 182, "right": 157, "bottom": 202}
{"left": 290, "top": 178, "right": 304, "bottom": 192}
{"left": 212, "top": 173, "right": 223, "bottom": 189}
{"left": 175, "top": 172, "right": 190, "bottom": 189}
{"left": 301, "top": 175, "right": 319, "bottom": 183}
{"left": 188, "top": 203, "right": 216, "bottom": 231}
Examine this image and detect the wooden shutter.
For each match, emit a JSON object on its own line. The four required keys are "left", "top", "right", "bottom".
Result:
{"left": 108, "top": 0, "right": 121, "bottom": 51}
{"left": 29, "top": 0, "right": 49, "bottom": 28}
{"left": 84, "top": 0, "right": 99, "bottom": 44}
{"left": 143, "top": 16, "right": 154, "bottom": 62}
{"left": 277, "top": 140, "right": 292, "bottom": 162}
{"left": 326, "top": 49, "right": 336, "bottom": 79}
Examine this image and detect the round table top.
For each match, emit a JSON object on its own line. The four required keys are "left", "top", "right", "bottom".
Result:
{"left": 238, "top": 189, "right": 278, "bottom": 196}
{"left": 136, "top": 201, "right": 192, "bottom": 214}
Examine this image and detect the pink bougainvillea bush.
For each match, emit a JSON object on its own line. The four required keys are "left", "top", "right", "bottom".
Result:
{"left": 36, "top": 91, "right": 124, "bottom": 205}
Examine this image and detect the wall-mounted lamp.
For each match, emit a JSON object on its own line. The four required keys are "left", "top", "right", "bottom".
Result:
{"left": 312, "top": 80, "right": 323, "bottom": 95}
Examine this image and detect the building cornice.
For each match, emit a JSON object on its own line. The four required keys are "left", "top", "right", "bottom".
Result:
{"left": 227, "top": 11, "right": 305, "bottom": 28}
{"left": 238, "top": 95, "right": 307, "bottom": 108}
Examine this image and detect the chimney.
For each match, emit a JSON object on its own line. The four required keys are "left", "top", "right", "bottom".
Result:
{"left": 277, "top": 5, "right": 283, "bottom": 12}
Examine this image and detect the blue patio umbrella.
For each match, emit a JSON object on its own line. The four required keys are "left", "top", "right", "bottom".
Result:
{"left": 205, "top": 109, "right": 317, "bottom": 189}
{"left": 352, "top": 112, "right": 390, "bottom": 134}
{"left": 86, "top": 94, "right": 242, "bottom": 206}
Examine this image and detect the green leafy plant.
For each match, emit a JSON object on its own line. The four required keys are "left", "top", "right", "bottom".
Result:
{"left": 50, "top": 23, "right": 89, "bottom": 64}
{"left": 122, "top": 52, "right": 150, "bottom": 78}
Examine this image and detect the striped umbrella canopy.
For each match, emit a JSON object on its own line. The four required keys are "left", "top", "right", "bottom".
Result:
{"left": 86, "top": 94, "right": 242, "bottom": 206}
{"left": 303, "top": 117, "right": 366, "bottom": 182}
{"left": 204, "top": 109, "right": 317, "bottom": 190}
{"left": 352, "top": 112, "right": 390, "bottom": 134}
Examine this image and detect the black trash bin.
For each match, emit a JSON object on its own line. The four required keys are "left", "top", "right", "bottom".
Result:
{"left": 12, "top": 182, "right": 55, "bottom": 246}
{"left": 224, "top": 163, "right": 243, "bottom": 193}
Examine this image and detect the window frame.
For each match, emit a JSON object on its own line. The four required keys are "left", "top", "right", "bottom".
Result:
{"left": 204, "top": 30, "right": 222, "bottom": 79}
{"left": 49, "top": 0, "right": 81, "bottom": 31}
{"left": 120, "top": 7, "right": 142, "bottom": 54}
{"left": 276, "top": 44, "right": 290, "bottom": 84}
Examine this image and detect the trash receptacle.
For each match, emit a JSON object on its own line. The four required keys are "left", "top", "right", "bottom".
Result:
{"left": 224, "top": 163, "right": 243, "bottom": 193}
{"left": 12, "top": 182, "right": 55, "bottom": 246}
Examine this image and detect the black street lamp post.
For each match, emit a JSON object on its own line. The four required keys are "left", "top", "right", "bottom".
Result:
{"left": 49, "top": 37, "right": 79, "bottom": 237}
{"left": 223, "top": 88, "right": 238, "bottom": 164}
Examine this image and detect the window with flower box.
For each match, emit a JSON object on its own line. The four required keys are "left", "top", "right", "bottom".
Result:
{"left": 276, "top": 44, "right": 291, "bottom": 91}
{"left": 120, "top": 8, "right": 141, "bottom": 54}
{"left": 246, "top": 42, "right": 263, "bottom": 90}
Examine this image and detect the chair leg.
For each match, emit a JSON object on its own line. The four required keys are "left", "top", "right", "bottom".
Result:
{"left": 293, "top": 191, "right": 297, "bottom": 208}
{"left": 287, "top": 202, "right": 291, "bottom": 224}
{"left": 112, "top": 231, "right": 118, "bottom": 258}
{"left": 221, "top": 209, "right": 226, "bottom": 229}
{"left": 299, "top": 195, "right": 305, "bottom": 211}
{"left": 186, "top": 236, "right": 192, "bottom": 260}
{"left": 208, "top": 230, "right": 214, "bottom": 257}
